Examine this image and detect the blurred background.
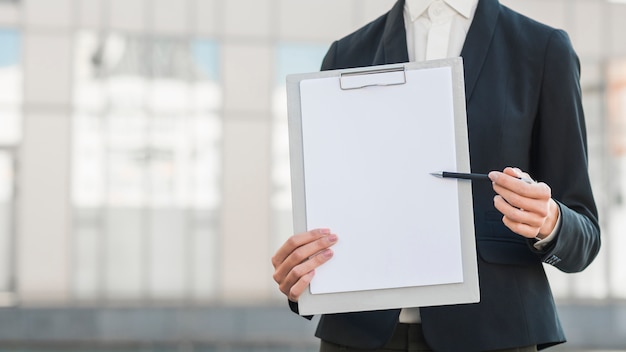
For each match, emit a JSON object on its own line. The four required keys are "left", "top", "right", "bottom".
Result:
{"left": 0, "top": 0, "right": 625, "bottom": 351}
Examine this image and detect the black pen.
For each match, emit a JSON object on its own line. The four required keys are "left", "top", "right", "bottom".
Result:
{"left": 430, "top": 171, "right": 535, "bottom": 184}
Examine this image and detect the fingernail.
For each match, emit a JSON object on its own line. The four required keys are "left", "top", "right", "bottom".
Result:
{"left": 318, "top": 228, "right": 331, "bottom": 235}
{"left": 488, "top": 171, "right": 498, "bottom": 181}
{"left": 513, "top": 168, "right": 523, "bottom": 177}
{"left": 327, "top": 234, "right": 338, "bottom": 243}
{"left": 323, "top": 249, "right": 334, "bottom": 258}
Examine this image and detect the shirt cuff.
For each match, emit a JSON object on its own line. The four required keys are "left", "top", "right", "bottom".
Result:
{"left": 533, "top": 204, "right": 562, "bottom": 250}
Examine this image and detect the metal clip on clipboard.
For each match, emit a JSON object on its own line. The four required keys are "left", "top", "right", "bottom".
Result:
{"left": 339, "top": 66, "right": 407, "bottom": 90}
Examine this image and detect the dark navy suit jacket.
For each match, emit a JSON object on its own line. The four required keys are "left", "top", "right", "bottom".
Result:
{"left": 290, "top": 1, "right": 601, "bottom": 351}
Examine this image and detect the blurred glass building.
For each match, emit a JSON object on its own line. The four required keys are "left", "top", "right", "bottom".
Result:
{"left": 0, "top": 0, "right": 625, "bottom": 351}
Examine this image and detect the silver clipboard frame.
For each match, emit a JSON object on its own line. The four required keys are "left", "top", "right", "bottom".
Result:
{"left": 286, "top": 58, "right": 479, "bottom": 316}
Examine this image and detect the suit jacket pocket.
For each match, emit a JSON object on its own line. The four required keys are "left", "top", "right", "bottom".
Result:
{"left": 476, "top": 211, "right": 540, "bottom": 266}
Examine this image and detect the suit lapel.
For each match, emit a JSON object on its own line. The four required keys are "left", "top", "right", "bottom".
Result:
{"left": 460, "top": 0, "right": 500, "bottom": 101}
{"left": 374, "top": 0, "right": 500, "bottom": 101}
{"left": 373, "top": 0, "right": 410, "bottom": 65}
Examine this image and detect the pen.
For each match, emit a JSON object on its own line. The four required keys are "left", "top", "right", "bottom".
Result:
{"left": 430, "top": 171, "right": 535, "bottom": 184}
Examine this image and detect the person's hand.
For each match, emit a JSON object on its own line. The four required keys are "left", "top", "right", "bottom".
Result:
{"left": 271, "top": 228, "right": 338, "bottom": 302}
{"left": 489, "top": 167, "right": 559, "bottom": 239}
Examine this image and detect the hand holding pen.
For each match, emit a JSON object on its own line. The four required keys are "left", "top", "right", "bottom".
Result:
{"left": 433, "top": 167, "right": 559, "bottom": 239}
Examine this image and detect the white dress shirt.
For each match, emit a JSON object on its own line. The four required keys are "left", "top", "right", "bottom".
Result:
{"left": 404, "top": 0, "right": 478, "bottom": 62}
{"left": 398, "top": 0, "right": 560, "bottom": 324}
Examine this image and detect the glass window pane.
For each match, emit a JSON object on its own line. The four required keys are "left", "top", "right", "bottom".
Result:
{"left": 0, "top": 29, "right": 21, "bottom": 146}
{"left": 192, "top": 40, "right": 219, "bottom": 82}
{"left": 107, "top": 112, "right": 149, "bottom": 207}
{"left": 73, "top": 31, "right": 106, "bottom": 111}
{"left": 0, "top": 29, "right": 19, "bottom": 295}
{"left": 72, "top": 32, "right": 222, "bottom": 302}
{"left": 72, "top": 113, "right": 105, "bottom": 207}
{"left": 190, "top": 114, "right": 222, "bottom": 209}
{"left": 104, "top": 208, "right": 144, "bottom": 299}
{"left": 0, "top": 29, "right": 20, "bottom": 106}
{"left": 191, "top": 209, "right": 219, "bottom": 299}
{"left": 607, "top": 59, "right": 626, "bottom": 299}
{"left": 0, "top": 151, "right": 13, "bottom": 291}
{"left": 73, "top": 208, "right": 101, "bottom": 299}
{"left": 0, "top": 108, "right": 21, "bottom": 145}
{"left": 148, "top": 208, "right": 187, "bottom": 298}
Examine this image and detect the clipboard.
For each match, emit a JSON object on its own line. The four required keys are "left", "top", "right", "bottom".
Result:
{"left": 286, "top": 58, "right": 479, "bottom": 316}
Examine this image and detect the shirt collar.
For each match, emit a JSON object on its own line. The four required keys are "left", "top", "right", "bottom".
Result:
{"left": 405, "top": 0, "right": 477, "bottom": 21}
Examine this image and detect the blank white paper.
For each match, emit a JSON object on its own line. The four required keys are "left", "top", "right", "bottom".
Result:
{"left": 300, "top": 67, "right": 465, "bottom": 295}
